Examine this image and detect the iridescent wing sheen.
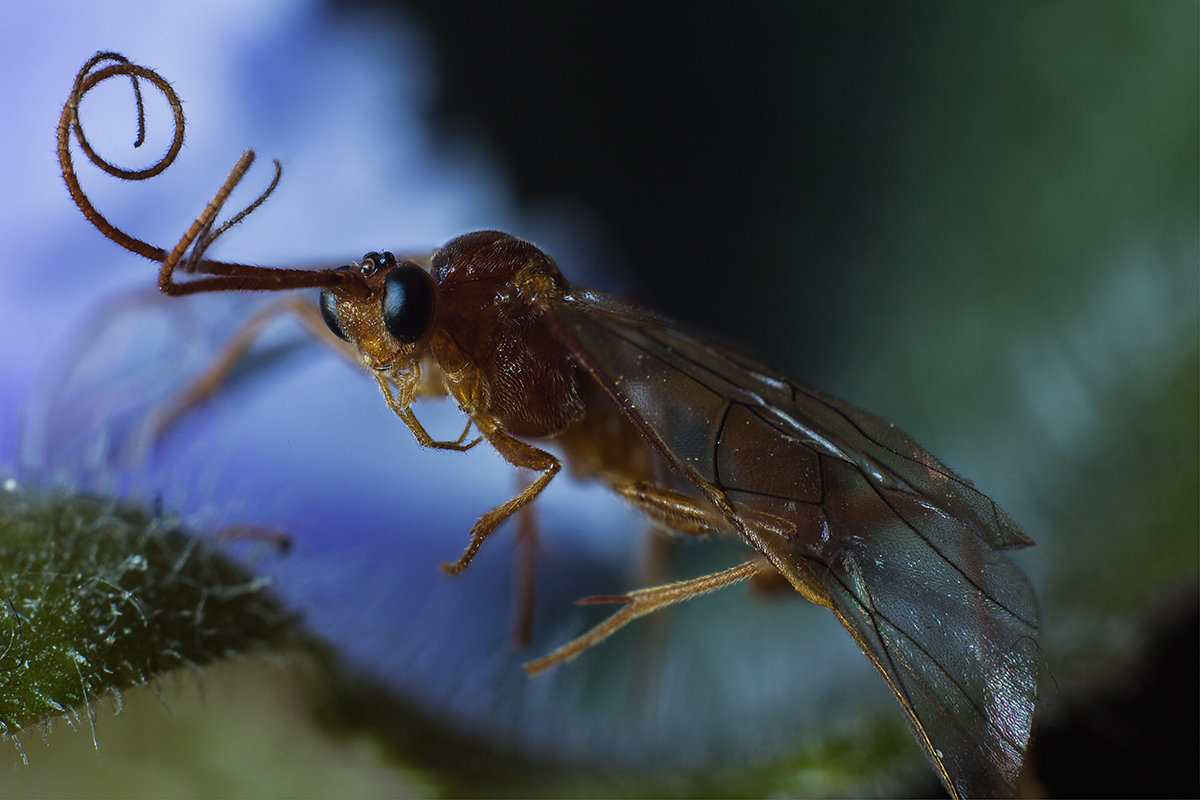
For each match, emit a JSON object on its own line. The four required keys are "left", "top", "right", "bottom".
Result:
{"left": 546, "top": 287, "right": 1038, "bottom": 799}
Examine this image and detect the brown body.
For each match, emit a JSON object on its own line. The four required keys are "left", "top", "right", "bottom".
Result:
{"left": 59, "top": 54, "right": 1039, "bottom": 800}
{"left": 428, "top": 232, "right": 586, "bottom": 439}
{"left": 430, "top": 232, "right": 662, "bottom": 487}
{"left": 323, "top": 230, "right": 664, "bottom": 492}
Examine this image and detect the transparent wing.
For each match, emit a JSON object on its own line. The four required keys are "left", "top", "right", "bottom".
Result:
{"left": 547, "top": 287, "right": 1038, "bottom": 798}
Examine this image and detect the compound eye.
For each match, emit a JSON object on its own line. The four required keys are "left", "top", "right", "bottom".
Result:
{"left": 319, "top": 265, "right": 353, "bottom": 342}
{"left": 381, "top": 264, "right": 435, "bottom": 344}
{"left": 319, "top": 290, "right": 351, "bottom": 342}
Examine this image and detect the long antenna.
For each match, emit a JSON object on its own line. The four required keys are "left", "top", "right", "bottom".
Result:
{"left": 58, "top": 52, "right": 360, "bottom": 296}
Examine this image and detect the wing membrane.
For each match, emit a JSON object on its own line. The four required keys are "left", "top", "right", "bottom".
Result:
{"left": 548, "top": 288, "right": 1038, "bottom": 798}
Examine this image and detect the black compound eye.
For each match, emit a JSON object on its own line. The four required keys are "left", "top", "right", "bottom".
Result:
{"left": 381, "top": 264, "right": 435, "bottom": 344}
{"left": 319, "top": 265, "right": 353, "bottom": 342}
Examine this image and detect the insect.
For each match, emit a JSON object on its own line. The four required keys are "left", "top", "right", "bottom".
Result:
{"left": 59, "top": 53, "right": 1039, "bottom": 798}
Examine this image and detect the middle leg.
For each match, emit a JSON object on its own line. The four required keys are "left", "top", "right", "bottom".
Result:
{"left": 441, "top": 417, "right": 561, "bottom": 575}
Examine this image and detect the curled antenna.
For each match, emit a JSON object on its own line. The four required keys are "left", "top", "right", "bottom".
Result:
{"left": 58, "top": 52, "right": 357, "bottom": 296}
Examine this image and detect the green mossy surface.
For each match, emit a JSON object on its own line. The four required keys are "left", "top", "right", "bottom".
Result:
{"left": 0, "top": 483, "right": 297, "bottom": 736}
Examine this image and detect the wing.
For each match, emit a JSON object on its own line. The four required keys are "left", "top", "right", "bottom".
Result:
{"left": 546, "top": 287, "right": 1038, "bottom": 799}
